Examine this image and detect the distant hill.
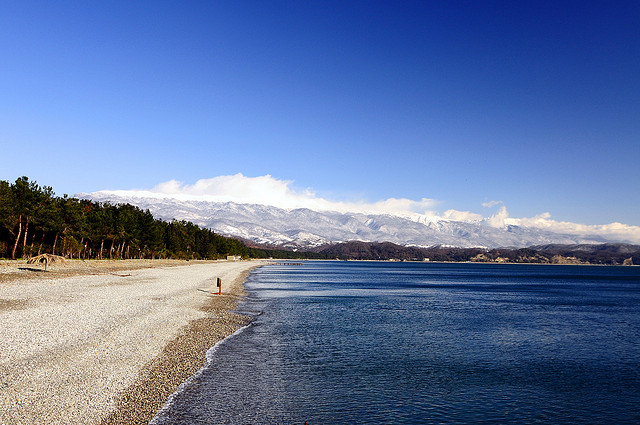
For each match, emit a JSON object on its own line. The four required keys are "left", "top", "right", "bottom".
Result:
{"left": 314, "top": 241, "right": 484, "bottom": 262}
{"left": 311, "top": 241, "right": 640, "bottom": 265}
{"left": 529, "top": 243, "right": 640, "bottom": 255}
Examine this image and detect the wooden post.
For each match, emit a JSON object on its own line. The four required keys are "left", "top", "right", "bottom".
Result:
{"left": 216, "top": 277, "right": 222, "bottom": 295}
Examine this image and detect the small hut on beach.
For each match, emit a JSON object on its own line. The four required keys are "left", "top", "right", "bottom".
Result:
{"left": 27, "top": 254, "right": 67, "bottom": 271}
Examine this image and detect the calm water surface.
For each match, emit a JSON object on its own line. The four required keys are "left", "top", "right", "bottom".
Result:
{"left": 153, "top": 262, "right": 640, "bottom": 424}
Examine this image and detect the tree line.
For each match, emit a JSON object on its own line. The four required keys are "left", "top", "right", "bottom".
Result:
{"left": 6, "top": 177, "right": 634, "bottom": 264}
{"left": 0, "top": 177, "right": 251, "bottom": 260}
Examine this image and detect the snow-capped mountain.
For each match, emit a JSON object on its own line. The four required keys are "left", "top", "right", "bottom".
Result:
{"left": 77, "top": 192, "right": 614, "bottom": 249}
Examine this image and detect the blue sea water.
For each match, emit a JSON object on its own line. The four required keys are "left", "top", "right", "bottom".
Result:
{"left": 153, "top": 261, "right": 640, "bottom": 424}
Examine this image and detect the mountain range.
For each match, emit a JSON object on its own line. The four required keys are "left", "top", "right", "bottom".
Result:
{"left": 76, "top": 192, "right": 624, "bottom": 249}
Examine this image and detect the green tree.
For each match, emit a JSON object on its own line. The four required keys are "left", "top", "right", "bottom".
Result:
{"left": 8, "top": 177, "right": 51, "bottom": 259}
{"left": 0, "top": 177, "right": 281, "bottom": 260}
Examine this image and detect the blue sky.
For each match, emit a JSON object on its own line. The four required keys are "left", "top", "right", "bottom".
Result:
{"left": 1, "top": 1, "right": 638, "bottom": 227}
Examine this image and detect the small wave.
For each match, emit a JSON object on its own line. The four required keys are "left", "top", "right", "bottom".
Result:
{"left": 150, "top": 322, "right": 255, "bottom": 425}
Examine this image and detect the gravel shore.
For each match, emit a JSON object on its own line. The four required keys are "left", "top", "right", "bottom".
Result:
{"left": 0, "top": 259, "right": 264, "bottom": 424}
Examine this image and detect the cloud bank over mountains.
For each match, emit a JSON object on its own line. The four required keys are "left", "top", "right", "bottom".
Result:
{"left": 103, "top": 174, "right": 440, "bottom": 217}
{"left": 95, "top": 174, "right": 640, "bottom": 244}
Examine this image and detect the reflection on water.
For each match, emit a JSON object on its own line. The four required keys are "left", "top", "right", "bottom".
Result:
{"left": 153, "top": 262, "right": 640, "bottom": 424}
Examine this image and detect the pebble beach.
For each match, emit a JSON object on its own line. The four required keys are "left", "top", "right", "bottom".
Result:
{"left": 0, "top": 259, "right": 264, "bottom": 424}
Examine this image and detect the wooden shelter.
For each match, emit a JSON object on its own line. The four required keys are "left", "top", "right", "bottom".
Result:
{"left": 26, "top": 253, "right": 67, "bottom": 271}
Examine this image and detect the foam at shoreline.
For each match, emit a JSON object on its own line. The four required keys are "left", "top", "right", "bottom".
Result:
{"left": 150, "top": 322, "right": 254, "bottom": 425}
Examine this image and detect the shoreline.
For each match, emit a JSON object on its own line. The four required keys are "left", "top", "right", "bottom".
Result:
{"left": 0, "top": 259, "right": 265, "bottom": 424}
{"left": 100, "top": 266, "right": 257, "bottom": 425}
{"left": 149, "top": 319, "right": 254, "bottom": 424}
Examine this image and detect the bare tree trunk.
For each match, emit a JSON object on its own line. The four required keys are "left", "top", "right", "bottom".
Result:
{"left": 100, "top": 239, "right": 104, "bottom": 259}
{"left": 52, "top": 232, "right": 59, "bottom": 255}
{"left": 22, "top": 219, "right": 29, "bottom": 258}
{"left": 38, "top": 232, "right": 44, "bottom": 256}
{"left": 11, "top": 216, "right": 22, "bottom": 259}
{"left": 110, "top": 240, "right": 115, "bottom": 259}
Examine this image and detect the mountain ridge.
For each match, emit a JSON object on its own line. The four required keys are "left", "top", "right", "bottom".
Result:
{"left": 77, "top": 192, "right": 623, "bottom": 250}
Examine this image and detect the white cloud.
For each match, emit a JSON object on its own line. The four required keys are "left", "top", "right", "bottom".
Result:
{"left": 103, "top": 174, "right": 440, "bottom": 216}
{"left": 441, "top": 209, "right": 483, "bottom": 222}
{"left": 482, "top": 200, "right": 503, "bottom": 208}
{"left": 483, "top": 206, "right": 640, "bottom": 244}
{"left": 511, "top": 213, "right": 640, "bottom": 243}
{"left": 487, "top": 205, "right": 511, "bottom": 228}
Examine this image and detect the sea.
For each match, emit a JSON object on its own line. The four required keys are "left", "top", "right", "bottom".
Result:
{"left": 152, "top": 261, "right": 640, "bottom": 424}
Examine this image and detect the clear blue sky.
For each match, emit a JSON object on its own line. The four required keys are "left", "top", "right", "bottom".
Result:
{"left": 1, "top": 1, "right": 638, "bottom": 225}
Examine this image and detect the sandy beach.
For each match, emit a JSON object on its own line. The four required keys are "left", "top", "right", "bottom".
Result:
{"left": 0, "top": 259, "right": 264, "bottom": 424}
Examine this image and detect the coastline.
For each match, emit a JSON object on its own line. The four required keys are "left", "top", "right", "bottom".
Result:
{"left": 100, "top": 266, "right": 257, "bottom": 425}
{"left": 0, "top": 259, "right": 264, "bottom": 424}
